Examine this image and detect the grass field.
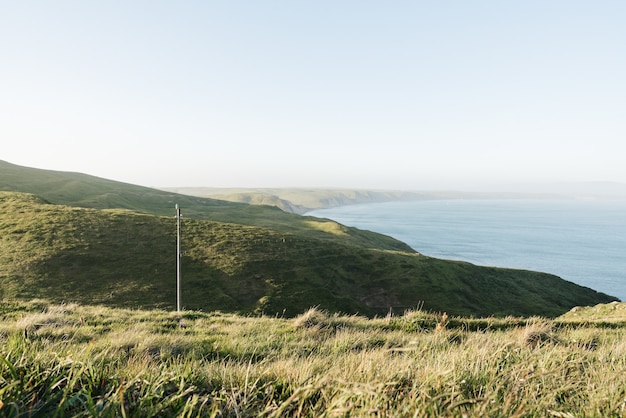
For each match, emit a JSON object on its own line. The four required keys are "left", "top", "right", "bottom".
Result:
{"left": 1, "top": 191, "right": 616, "bottom": 318}
{"left": 1, "top": 160, "right": 619, "bottom": 318}
{"left": 1, "top": 300, "right": 626, "bottom": 417}
{"left": 2, "top": 160, "right": 624, "bottom": 416}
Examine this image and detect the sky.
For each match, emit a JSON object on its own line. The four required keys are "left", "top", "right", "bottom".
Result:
{"left": 2, "top": 1, "right": 625, "bottom": 190}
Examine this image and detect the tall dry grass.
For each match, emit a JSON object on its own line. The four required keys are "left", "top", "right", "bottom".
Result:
{"left": 1, "top": 302, "right": 625, "bottom": 417}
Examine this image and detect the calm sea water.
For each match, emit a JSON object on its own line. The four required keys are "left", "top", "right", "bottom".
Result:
{"left": 307, "top": 199, "right": 626, "bottom": 301}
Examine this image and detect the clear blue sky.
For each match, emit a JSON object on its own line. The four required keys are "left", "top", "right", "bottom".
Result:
{"left": 2, "top": 1, "right": 625, "bottom": 190}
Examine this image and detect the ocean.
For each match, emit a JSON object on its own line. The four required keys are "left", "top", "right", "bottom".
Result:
{"left": 307, "top": 199, "right": 626, "bottom": 302}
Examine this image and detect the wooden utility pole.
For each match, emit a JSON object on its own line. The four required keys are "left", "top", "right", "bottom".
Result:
{"left": 175, "top": 204, "right": 182, "bottom": 312}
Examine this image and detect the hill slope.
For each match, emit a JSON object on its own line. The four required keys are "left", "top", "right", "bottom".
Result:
{"left": 0, "top": 160, "right": 413, "bottom": 252}
{"left": 0, "top": 190, "right": 617, "bottom": 317}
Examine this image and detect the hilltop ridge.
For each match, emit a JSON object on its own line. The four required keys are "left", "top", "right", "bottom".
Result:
{"left": 0, "top": 160, "right": 618, "bottom": 317}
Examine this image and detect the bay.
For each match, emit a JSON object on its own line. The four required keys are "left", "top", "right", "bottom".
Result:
{"left": 307, "top": 199, "right": 626, "bottom": 301}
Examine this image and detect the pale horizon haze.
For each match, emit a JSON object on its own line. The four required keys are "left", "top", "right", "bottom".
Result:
{"left": 2, "top": 2, "right": 625, "bottom": 191}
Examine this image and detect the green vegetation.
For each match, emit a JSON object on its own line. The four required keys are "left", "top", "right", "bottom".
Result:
{"left": 559, "top": 301, "right": 626, "bottom": 325}
{"left": 1, "top": 300, "right": 626, "bottom": 416}
{"left": 0, "top": 160, "right": 412, "bottom": 251}
{"left": 0, "top": 190, "right": 616, "bottom": 317}
{"left": 0, "top": 159, "right": 619, "bottom": 317}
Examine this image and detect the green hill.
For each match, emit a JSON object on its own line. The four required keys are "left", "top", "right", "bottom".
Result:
{"left": 0, "top": 160, "right": 618, "bottom": 317}
{"left": 0, "top": 160, "right": 411, "bottom": 251}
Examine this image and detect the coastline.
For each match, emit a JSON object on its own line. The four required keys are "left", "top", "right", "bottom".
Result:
{"left": 306, "top": 199, "right": 626, "bottom": 302}
{"left": 159, "top": 187, "right": 572, "bottom": 214}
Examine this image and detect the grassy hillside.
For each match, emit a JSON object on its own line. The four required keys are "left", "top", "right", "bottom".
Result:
{"left": 0, "top": 191, "right": 616, "bottom": 317}
{"left": 0, "top": 160, "right": 411, "bottom": 251}
{"left": 1, "top": 300, "right": 626, "bottom": 416}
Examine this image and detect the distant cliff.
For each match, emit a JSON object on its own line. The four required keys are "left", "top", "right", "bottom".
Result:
{"left": 160, "top": 187, "right": 553, "bottom": 214}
